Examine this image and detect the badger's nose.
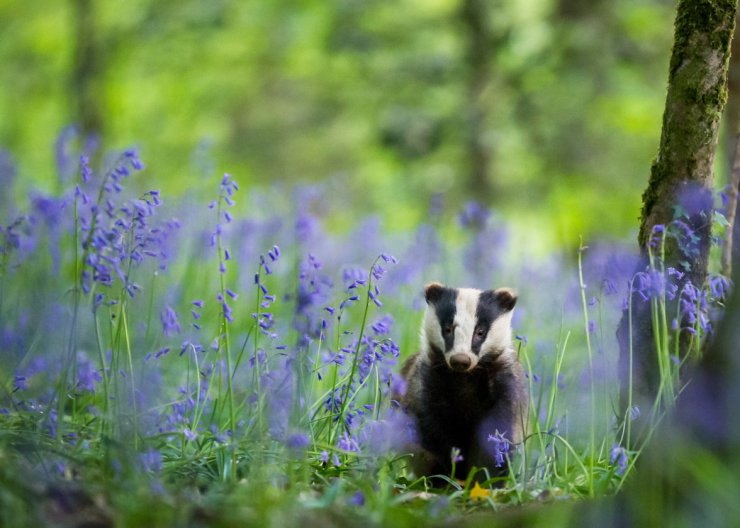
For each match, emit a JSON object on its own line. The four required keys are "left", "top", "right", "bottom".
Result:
{"left": 449, "top": 353, "right": 472, "bottom": 372}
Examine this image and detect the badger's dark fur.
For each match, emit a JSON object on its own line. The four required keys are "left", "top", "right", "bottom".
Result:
{"left": 397, "top": 282, "right": 528, "bottom": 482}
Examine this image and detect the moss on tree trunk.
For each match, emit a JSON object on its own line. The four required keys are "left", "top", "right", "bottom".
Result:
{"left": 618, "top": 0, "right": 737, "bottom": 417}
{"left": 639, "top": 0, "right": 735, "bottom": 255}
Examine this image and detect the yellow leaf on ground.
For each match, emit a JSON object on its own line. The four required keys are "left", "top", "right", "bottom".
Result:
{"left": 469, "top": 482, "right": 492, "bottom": 501}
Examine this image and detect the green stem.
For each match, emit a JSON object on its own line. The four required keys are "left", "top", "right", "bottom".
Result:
{"left": 93, "top": 308, "right": 110, "bottom": 435}
{"left": 577, "top": 238, "right": 595, "bottom": 497}
{"left": 332, "top": 256, "right": 379, "bottom": 444}
{"left": 121, "top": 305, "right": 139, "bottom": 449}
{"left": 215, "top": 194, "right": 237, "bottom": 480}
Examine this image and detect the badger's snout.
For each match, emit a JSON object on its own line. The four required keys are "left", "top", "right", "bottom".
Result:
{"left": 448, "top": 353, "right": 474, "bottom": 372}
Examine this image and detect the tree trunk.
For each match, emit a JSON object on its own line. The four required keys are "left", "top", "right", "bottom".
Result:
{"left": 460, "top": 0, "right": 493, "bottom": 201}
{"left": 617, "top": 0, "right": 737, "bottom": 418}
{"left": 722, "top": 9, "right": 740, "bottom": 276}
{"left": 71, "top": 0, "right": 103, "bottom": 140}
{"left": 723, "top": 7, "right": 740, "bottom": 168}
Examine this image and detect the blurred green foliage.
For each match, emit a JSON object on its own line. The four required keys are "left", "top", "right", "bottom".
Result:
{"left": 0, "top": 0, "right": 675, "bottom": 245}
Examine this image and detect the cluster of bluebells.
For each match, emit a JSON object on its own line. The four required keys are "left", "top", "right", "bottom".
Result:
{"left": 0, "top": 143, "right": 392, "bottom": 472}
{"left": 210, "top": 173, "right": 240, "bottom": 326}
{"left": 458, "top": 201, "right": 509, "bottom": 286}
{"left": 356, "top": 315, "right": 400, "bottom": 391}
{"left": 0, "top": 216, "right": 31, "bottom": 268}
{"left": 629, "top": 221, "right": 733, "bottom": 339}
{"left": 157, "top": 365, "right": 212, "bottom": 438}
{"left": 253, "top": 246, "right": 280, "bottom": 338}
{"left": 327, "top": 255, "right": 400, "bottom": 451}
{"left": 289, "top": 253, "right": 403, "bottom": 457}
{"left": 77, "top": 150, "right": 179, "bottom": 300}
{"left": 294, "top": 253, "right": 332, "bottom": 347}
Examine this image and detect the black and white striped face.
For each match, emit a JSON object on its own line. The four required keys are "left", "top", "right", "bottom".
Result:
{"left": 421, "top": 282, "right": 517, "bottom": 372}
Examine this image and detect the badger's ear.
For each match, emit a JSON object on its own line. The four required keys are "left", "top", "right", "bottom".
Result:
{"left": 493, "top": 287, "right": 517, "bottom": 312}
{"left": 424, "top": 282, "right": 446, "bottom": 304}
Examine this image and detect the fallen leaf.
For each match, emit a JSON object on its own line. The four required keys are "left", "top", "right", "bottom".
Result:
{"left": 469, "top": 482, "right": 492, "bottom": 502}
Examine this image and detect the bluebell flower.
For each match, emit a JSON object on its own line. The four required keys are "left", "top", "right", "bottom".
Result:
{"left": 249, "top": 349, "right": 266, "bottom": 367}
{"left": 76, "top": 353, "right": 102, "bottom": 392}
{"left": 31, "top": 195, "right": 68, "bottom": 274}
{"left": 343, "top": 266, "right": 366, "bottom": 288}
{"left": 160, "top": 306, "right": 181, "bottom": 337}
{"left": 390, "top": 375, "right": 407, "bottom": 400}
{"left": 709, "top": 274, "right": 730, "bottom": 301}
{"left": 633, "top": 268, "right": 677, "bottom": 302}
{"left": 184, "top": 427, "right": 197, "bottom": 442}
{"left": 286, "top": 433, "right": 310, "bottom": 449}
{"left": 487, "top": 431, "right": 511, "bottom": 467}
{"left": 667, "top": 217, "right": 702, "bottom": 259}
{"left": 602, "top": 278, "right": 618, "bottom": 295}
{"left": 12, "top": 374, "right": 28, "bottom": 392}
{"left": 349, "top": 491, "right": 365, "bottom": 507}
{"left": 458, "top": 201, "right": 490, "bottom": 230}
{"left": 610, "top": 443, "right": 628, "bottom": 475}
{"left": 361, "top": 409, "right": 417, "bottom": 455}
{"left": 371, "top": 263, "right": 386, "bottom": 281}
{"left": 295, "top": 213, "right": 318, "bottom": 243}
{"left": 368, "top": 288, "right": 383, "bottom": 307}
{"left": 647, "top": 224, "right": 665, "bottom": 248}
{"left": 294, "top": 253, "right": 334, "bottom": 344}
{"left": 140, "top": 449, "right": 163, "bottom": 473}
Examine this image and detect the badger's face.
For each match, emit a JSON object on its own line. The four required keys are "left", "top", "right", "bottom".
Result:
{"left": 421, "top": 282, "right": 517, "bottom": 372}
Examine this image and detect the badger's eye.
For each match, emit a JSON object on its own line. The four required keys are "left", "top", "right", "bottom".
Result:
{"left": 475, "top": 327, "right": 486, "bottom": 338}
{"left": 443, "top": 325, "right": 453, "bottom": 335}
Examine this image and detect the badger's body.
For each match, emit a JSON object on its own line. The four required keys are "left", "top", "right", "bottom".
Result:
{"left": 398, "top": 282, "right": 527, "bottom": 482}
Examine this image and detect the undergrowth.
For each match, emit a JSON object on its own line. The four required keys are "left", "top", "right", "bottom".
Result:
{"left": 0, "top": 139, "right": 730, "bottom": 526}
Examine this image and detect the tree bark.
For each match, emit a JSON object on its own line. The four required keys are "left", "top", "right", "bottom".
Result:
{"left": 460, "top": 0, "right": 494, "bottom": 201}
{"left": 617, "top": 0, "right": 737, "bottom": 417}
{"left": 71, "top": 0, "right": 103, "bottom": 140}
{"left": 723, "top": 8, "right": 740, "bottom": 167}
{"left": 722, "top": 9, "right": 740, "bottom": 276}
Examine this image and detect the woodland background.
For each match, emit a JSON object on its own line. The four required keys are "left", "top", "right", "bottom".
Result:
{"left": 0, "top": 0, "right": 697, "bottom": 245}
{"left": 2, "top": 0, "right": 740, "bottom": 526}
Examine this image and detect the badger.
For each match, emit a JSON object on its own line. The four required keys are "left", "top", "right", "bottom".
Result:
{"left": 397, "top": 282, "right": 528, "bottom": 483}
